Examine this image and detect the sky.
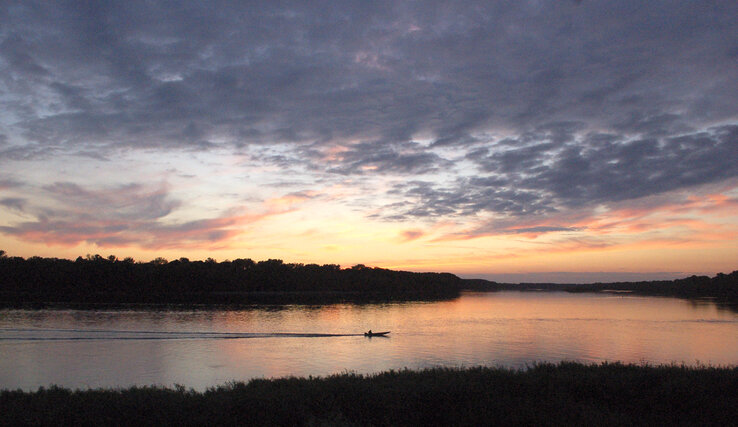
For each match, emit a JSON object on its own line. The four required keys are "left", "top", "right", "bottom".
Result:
{"left": 1, "top": 1, "right": 737, "bottom": 283}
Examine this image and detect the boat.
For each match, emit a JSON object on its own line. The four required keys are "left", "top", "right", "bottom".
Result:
{"left": 364, "top": 331, "right": 390, "bottom": 337}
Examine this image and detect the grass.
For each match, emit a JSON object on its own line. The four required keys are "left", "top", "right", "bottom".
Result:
{"left": 1, "top": 362, "right": 737, "bottom": 426}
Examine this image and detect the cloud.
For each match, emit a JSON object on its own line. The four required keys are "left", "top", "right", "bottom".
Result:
{"left": 1, "top": 1, "right": 735, "bottom": 154}
{"left": 520, "top": 125, "right": 738, "bottom": 207}
{"left": 0, "top": 144, "right": 59, "bottom": 162}
{"left": 0, "top": 214, "right": 256, "bottom": 249}
{"left": 0, "top": 178, "right": 23, "bottom": 191}
{"left": 324, "top": 142, "right": 451, "bottom": 175}
{"left": 0, "top": 181, "right": 274, "bottom": 249}
{"left": 506, "top": 226, "right": 581, "bottom": 235}
{"left": 0, "top": 1, "right": 737, "bottom": 249}
{"left": 41, "top": 182, "right": 180, "bottom": 222}
{"left": 381, "top": 125, "right": 738, "bottom": 224}
{"left": 400, "top": 229, "right": 425, "bottom": 242}
{"left": 383, "top": 179, "right": 557, "bottom": 221}
{"left": 0, "top": 197, "right": 26, "bottom": 212}
{"left": 265, "top": 190, "right": 319, "bottom": 208}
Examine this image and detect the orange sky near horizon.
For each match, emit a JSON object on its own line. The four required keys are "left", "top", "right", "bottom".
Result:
{"left": 3, "top": 177, "right": 737, "bottom": 283}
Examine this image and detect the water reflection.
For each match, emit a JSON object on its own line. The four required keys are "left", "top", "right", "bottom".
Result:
{"left": 1, "top": 291, "right": 737, "bottom": 390}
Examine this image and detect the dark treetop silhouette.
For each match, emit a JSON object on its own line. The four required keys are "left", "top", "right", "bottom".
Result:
{"left": 2, "top": 250, "right": 736, "bottom": 308}
{"left": 462, "top": 270, "right": 738, "bottom": 309}
{"left": 0, "top": 251, "right": 461, "bottom": 306}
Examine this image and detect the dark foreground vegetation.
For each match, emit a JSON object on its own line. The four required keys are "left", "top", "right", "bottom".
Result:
{"left": 2, "top": 363, "right": 736, "bottom": 426}
{"left": 0, "top": 251, "right": 461, "bottom": 307}
{"left": 463, "top": 271, "right": 738, "bottom": 308}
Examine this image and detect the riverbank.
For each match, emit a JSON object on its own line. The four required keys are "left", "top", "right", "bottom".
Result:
{"left": 0, "top": 253, "right": 461, "bottom": 307}
{"left": 462, "top": 270, "right": 738, "bottom": 310}
{"left": 2, "top": 363, "right": 736, "bottom": 426}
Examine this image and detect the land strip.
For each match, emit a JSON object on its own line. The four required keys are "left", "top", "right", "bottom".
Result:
{"left": 1, "top": 363, "right": 736, "bottom": 426}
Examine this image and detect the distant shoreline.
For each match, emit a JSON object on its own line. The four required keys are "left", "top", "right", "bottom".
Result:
{"left": 461, "top": 271, "right": 738, "bottom": 309}
{"left": 1, "top": 252, "right": 736, "bottom": 309}
{"left": 2, "top": 363, "right": 736, "bottom": 425}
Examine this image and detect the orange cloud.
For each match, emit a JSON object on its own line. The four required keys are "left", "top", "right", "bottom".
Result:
{"left": 265, "top": 190, "right": 319, "bottom": 209}
{"left": 0, "top": 209, "right": 277, "bottom": 250}
{"left": 399, "top": 229, "right": 424, "bottom": 242}
{"left": 0, "top": 182, "right": 301, "bottom": 251}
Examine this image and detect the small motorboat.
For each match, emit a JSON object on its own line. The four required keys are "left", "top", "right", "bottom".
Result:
{"left": 364, "top": 331, "right": 390, "bottom": 337}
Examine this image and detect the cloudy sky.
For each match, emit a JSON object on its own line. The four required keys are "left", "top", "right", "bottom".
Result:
{"left": 1, "top": 1, "right": 737, "bottom": 282}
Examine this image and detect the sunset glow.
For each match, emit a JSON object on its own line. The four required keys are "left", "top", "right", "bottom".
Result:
{"left": 1, "top": 2, "right": 737, "bottom": 282}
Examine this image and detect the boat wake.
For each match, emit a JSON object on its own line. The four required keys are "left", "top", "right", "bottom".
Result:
{"left": 0, "top": 327, "right": 364, "bottom": 342}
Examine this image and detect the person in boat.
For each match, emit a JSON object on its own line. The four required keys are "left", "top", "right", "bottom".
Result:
{"left": 367, "top": 330, "right": 372, "bottom": 335}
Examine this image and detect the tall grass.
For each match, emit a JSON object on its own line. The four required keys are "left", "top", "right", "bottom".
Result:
{"left": 2, "top": 362, "right": 736, "bottom": 426}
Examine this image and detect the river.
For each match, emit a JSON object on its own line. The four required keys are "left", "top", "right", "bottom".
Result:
{"left": 1, "top": 291, "right": 737, "bottom": 390}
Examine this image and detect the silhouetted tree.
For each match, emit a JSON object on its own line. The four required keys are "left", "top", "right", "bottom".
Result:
{"left": 0, "top": 252, "right": 465, "bottom": 305}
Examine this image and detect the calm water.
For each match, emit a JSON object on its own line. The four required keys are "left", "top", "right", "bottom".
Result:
{"left": 1, "top": 291, "right": 737, "bottom": 390}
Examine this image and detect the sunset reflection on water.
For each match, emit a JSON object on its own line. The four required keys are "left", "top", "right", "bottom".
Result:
{"left": 1, "top": 291, "right": 737, "bottom": 390}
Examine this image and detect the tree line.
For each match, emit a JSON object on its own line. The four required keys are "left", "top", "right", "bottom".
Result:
{"left": 461, "top": 269, "right": 738, "bottom": 308}
{"left": 567, "top": 271, "right": 738, "bottom": 302}
{"left": 0, "top": 251, "right": 462, "bottom": 305}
